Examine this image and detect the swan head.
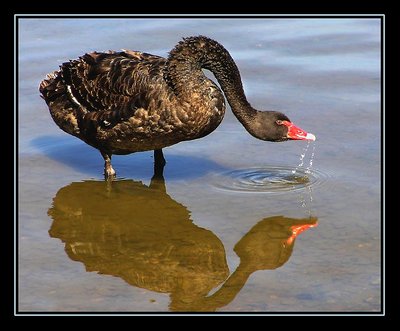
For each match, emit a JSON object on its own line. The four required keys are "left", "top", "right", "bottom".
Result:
{"left": 247, "top": 111, "right": 316, "bottom": 142}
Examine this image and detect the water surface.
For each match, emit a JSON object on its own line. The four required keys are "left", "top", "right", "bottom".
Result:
{"left": 18, "top": 17, "right": 381, "bottom": 313}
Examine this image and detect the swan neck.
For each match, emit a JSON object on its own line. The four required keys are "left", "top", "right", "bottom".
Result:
{"left": 165, "top": 36, "right": 256, "bottom": 124}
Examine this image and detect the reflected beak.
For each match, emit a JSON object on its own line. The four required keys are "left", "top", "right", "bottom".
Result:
{"left": 286, "top": 222, "right": 318, "bottom": 245}
{"left": 282, "top": 121, "right": 316, "bottom": 141}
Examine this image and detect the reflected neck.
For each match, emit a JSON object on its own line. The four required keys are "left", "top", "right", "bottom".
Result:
{"left": 201, "top": 263, "right": 253, "bottom": 311}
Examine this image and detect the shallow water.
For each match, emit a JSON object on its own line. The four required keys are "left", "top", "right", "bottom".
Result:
{"left": 17, "top": 17, "right": 381, "bottom": 313}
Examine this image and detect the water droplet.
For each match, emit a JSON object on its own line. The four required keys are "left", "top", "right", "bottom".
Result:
{"left": 306, "top": 143, "right": 316, "bottom": 174}
{"left": 292, "top": 141, "right": 310, "bottom": 175}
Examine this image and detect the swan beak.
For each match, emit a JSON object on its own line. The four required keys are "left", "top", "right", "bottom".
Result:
{"left": 283, "top": 121, "right": 316, "bottom": 141}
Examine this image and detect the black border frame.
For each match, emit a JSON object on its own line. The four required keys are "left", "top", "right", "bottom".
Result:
{"left": 11, "top": 13, "right": 387, "bottom": 318}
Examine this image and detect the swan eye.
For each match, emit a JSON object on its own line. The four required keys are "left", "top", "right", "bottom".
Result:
{"left": 276, "top": 120, "right": 291, "bottom": 127}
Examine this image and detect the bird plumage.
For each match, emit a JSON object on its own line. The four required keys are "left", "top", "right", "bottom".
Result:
{"left": 40, "top": 39, "right": 226, "bottom": 160}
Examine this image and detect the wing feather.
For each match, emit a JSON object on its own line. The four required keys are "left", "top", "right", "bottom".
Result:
{"left": 60, "top": 51, "right": 168, "bottom": 126}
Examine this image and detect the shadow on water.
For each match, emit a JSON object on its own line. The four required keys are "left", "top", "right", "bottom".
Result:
{"left": 31, "top": 135, "right": 227, "bottom": 179}
{"left": 48, "top": 175, "right": 318, "bottom": 312}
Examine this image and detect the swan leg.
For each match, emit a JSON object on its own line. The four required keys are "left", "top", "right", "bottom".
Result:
{"left": 154, "top": 149, "right": 166, "bottom": 178}
{"left": 101, "top": 151, "right": 116, "bottom": 178}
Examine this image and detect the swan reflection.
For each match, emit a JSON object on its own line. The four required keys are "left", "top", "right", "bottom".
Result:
{"left": 48, "top": 176, "right": 317, "bottom": 311}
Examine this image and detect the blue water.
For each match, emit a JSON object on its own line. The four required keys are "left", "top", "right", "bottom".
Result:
{"left": 18, "top": 17, "right": 381, "bottom": 313}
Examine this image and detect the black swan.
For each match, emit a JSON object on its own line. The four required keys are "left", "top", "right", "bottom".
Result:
{"left": 39, "top": 35, "right": 315, "bottom": 177}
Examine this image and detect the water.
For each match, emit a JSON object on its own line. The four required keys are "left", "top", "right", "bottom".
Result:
{"left": 18, "top": 17, "right": 381, "bottom": 313}
{"left": 210, "top": 165, "right": 326, "bottom": 194}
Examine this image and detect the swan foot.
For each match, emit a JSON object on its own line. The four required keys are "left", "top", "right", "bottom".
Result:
{"left": 101, "top": 151, "right": 116, "bottom": 179}
{"left": 104, "top": 164, "right": 116, "bottom": 179}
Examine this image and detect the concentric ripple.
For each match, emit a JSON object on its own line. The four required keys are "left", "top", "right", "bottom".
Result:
{"left": 210, "top": 166, "right": 329, "bottom": 194}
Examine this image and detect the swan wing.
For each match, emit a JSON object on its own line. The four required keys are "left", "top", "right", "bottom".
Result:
{"left": 60, "top": 50, "right": 167, "bottom": 125}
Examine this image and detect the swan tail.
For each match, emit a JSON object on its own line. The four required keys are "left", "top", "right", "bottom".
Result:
{"left": 39, "top": 70, "right": 81, "bottom": 137}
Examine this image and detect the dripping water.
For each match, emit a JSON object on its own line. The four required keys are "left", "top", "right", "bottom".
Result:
{"left": 295, "top": 142, "right": 317, "bottom": 214}
{"left": 306, "top": 143, "right": 316, "bottom": 174}
{"left": 292, "top": 141, "right": 311, "bottom": 175}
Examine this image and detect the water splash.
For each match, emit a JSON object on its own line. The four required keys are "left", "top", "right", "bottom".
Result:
{"left": 306, "top": 143, "right": 316, "bottom": 174}
{"left": 292, "top": 141, "right": 311, "bottom": 175}
{"left": 299, "top": 184, "right": 315, "bottom": 217}
{"left": 294, "top": 142, "right": 317, "bottom": 213}
{"left": 210, "top": 165, "right": 328, "bottom": 194}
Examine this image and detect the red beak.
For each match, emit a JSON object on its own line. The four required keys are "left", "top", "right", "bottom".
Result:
{"left": 282, "top": 121, "right": 316, "bottom": 141}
